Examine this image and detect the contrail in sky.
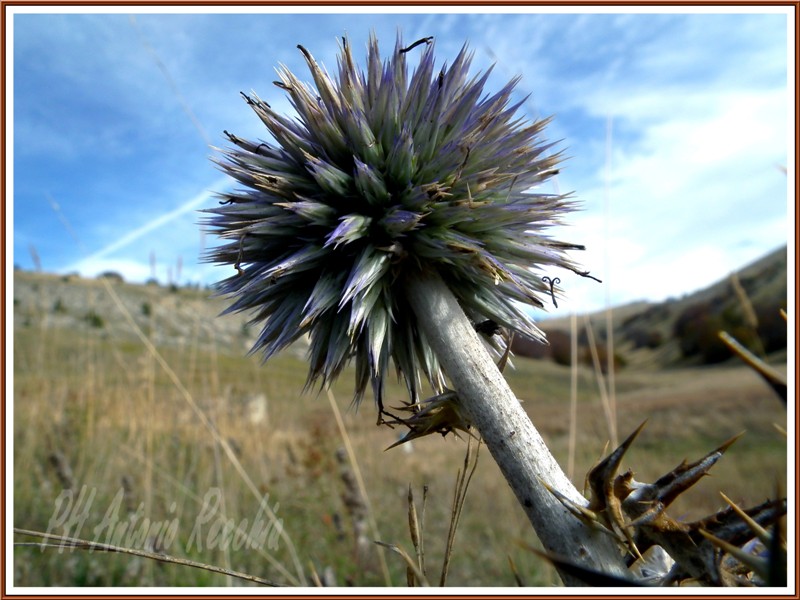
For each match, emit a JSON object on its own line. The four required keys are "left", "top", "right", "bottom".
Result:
{"left": 66, "top": 176, "right": 230, "bottom": 271}
{"left": 63, "top": 17, "right": 226, "bottom": 278}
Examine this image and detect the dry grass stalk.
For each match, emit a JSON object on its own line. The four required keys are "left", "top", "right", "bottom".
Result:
{"left": 120, "top": 474, "right": 137, "bottom": 516}
{"left": 392, "top": 438, "right": 481, "bottom": 587}
{"left": 47, "top": 451, "right": 75, "bottom": 491}
{"left": 307, "top": 561, "right": 337, "bottom": 587}
{"left": 568, "top": 311, "right": 579, "bottom": 481}
{"left": 440, "top": 436, "right": 480, "bottom": 586}
{"left": 326, "top": 389, "right": 392, "bottom": 584}
{"left": 582, "top": 314, "right": 617, "bottom": 447}
{"left": 335, "top": 448, "right": 370, "bottom": 563}
{"left": 507, "top": 555, "right": 527, "bottom": 586}
{"left": 374, "top": 541, "right": 429, "bottom": 586}
{"left": 14, "top": 528, "right": 282, "bottom": 587}
{"left": 730, "top": 272, "right": 759, "bottom": 328}
{"left": 730, "top": 271, "right": 767, "bottom": 358}
{"left": 406, "top": 485, "right": 424, "bottom": 580}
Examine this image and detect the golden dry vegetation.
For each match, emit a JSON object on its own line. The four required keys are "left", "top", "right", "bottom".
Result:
{"left": 12, "top": 271, "right": 787, "bottom": 587}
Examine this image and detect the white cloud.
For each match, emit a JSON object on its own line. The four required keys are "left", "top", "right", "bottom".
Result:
{"left": 69, "top": 257, "right": 155, "bottom": 282}
{"left": 542, "top": 82, "right": 788, "bottom": 316}
{"left": 609, "top": 89, "right": 785, "bottom": 235}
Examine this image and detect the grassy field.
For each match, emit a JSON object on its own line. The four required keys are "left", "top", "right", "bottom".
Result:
{"left": 12, "top": 275, "right": 788, "bottom": 587}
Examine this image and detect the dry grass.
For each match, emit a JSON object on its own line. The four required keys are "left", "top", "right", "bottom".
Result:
{"left": 12, "top": 274, "right": 787, "bottom": 587}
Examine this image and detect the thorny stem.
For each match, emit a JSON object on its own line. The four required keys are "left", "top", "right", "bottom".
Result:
{"left": 404, "top": 269, "right": 628, "bottom": 586}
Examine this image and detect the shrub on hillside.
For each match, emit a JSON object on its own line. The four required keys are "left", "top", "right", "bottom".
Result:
{"left": 84, "top": 310, "right": 105, "bottom": 328}
{"left": 581, "top": 343, "right": 626, "bottom": 373}
{"left": 672, "top": 298, "right": 777, "bottom": 364}
{"left": 626, "top": 327, "right": 663, "bottom": 349}
{"left": 755, "top": 300, "right": 788, "bottom": 353}
{"left": 547, "top": 330, "right": 572, "bottom": 366}
{"left": 510, "top": 333, "right": 551, "bottom": 361}
{"left": 98, "top": 271, "right": 124, "bottom": 283}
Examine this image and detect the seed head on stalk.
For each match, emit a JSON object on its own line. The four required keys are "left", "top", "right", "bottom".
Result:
{"left": 203, "top": 33, "right": 586, "bottom": 415}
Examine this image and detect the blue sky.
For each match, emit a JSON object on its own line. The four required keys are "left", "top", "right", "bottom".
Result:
{"left": 8, "top": 7, "right": 793, "bottom": 316}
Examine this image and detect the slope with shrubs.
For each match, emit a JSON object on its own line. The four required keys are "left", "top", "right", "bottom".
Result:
{"left": 523, "top": 245, "right": 787, "bottom": 369}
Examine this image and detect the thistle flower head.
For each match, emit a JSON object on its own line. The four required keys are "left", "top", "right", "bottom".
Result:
{"left": 204, "top": 34, "right": 585, "bottom": 410}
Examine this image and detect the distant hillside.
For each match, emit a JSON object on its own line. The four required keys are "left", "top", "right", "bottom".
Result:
{"left": 12, "top": 270, "right": 270, "bottom": 357}
{"left": 513, "top": 245, "right": 788, "bottom": 369}
{"left": 12, "top": 244, "right": 788, "bottom": 372}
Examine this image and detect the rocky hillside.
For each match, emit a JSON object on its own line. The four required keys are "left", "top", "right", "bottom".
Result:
{"left": 516, "top": 245, "right": 788, "bottom": 369}
{"left": 12, "top": 271, "right": 265, "bottom": 356}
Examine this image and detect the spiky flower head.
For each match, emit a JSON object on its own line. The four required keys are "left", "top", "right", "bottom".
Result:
{"left": 204, "top": 34, "right": 585, "bottom": 410}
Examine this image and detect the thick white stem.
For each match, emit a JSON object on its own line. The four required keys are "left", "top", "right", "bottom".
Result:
{"left": 405, "top": 270, "right": 627, "bottom": 585}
